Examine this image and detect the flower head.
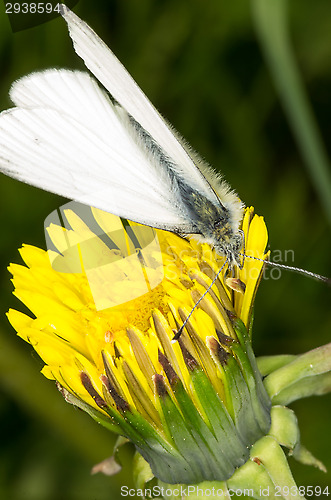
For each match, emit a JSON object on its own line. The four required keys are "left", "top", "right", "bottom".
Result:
{"left": 8, "top": 204, "right": 270, "bottom": 484}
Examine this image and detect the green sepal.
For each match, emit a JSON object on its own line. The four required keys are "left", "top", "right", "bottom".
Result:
{"left": 221, "top": 354, "right": 266, "bottom": 443}
{"left": 268, "top": 406, "right": 326, "bottom": 473}
{"left": 108, "top": 408, "right": 196, "bottom": 484}
{"left": 97, "top": 395, "right": 202, "bottom": 484}
{"left": 268, "top": 406, "right": 299, "bottom": 450}
{"left": 272, "top": 371, "right": 331, "bottom": 405}
{"left": 156, "top": 379, "right": 228, "bottom": 483}
{"left": 189, "top": 366, "right": 249, "bottom": 469}
{"left": 170, "top": 374, "right": 235, "bottom": 478}
{"left": 226, "top": 456, "right": 276, "bottom": 500}
{"left": 248, "top": 436, "right": 304, "bottom": 499}
{"left": 100, "top": 400, "right": 162, "bottom": 449}
{"left": 291, "top": 445, "right": 327, "bottom": 473}
{"left": 263, "top": 343, "right": 331, "bottom": 404}
{"left": 257, "top": 355, "right": 296, "bottom": 376}
{"left": 231, "top": 320, "right": 271, "bottom": 434}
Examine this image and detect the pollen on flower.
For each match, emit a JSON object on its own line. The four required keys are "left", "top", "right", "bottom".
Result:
{"left": 104, "top": 330, "right": 112, "bottom": 343}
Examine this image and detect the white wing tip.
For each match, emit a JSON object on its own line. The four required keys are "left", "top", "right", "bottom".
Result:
{"left": 59, "top": 3, "right": 69, "bottom": 16}
{"left": 60, "top": 4, "right": 83, "bottom": 26}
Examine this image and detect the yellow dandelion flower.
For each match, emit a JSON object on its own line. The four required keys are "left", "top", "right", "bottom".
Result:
{"left": 7, "top": 203, "right": 270, "bottom": 484}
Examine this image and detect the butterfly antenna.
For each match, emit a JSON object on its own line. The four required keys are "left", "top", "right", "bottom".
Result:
{"left": 243, "top": 254, "right": 331, "bottom": 284}
{"left": 172, "top": 260, "right": 227, "bottom": 342}
{"left": 172, "top": 253, "right": 329, "bottom": 342}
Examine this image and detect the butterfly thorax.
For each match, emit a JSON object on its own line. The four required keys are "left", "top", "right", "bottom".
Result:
{"left": 178, "top": 185, "right": 243, "bottom": 268}
{"left": 213, "top": 229, "right": 243, "bottom": 268}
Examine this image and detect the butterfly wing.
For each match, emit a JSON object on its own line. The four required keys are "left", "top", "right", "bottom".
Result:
{"left": 60, "top": 6, "right": 222, "bottom": 206}
{"left": 0, "top": 69, "right": 194, "bottom": 232}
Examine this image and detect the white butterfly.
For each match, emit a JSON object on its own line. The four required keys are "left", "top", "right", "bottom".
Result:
{"left": 0, "top": 5, "right": 244, "bottom": 267}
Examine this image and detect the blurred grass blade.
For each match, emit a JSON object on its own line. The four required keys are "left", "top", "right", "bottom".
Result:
{"left": 252, "top": 0, "right": 331, "bottom": 225}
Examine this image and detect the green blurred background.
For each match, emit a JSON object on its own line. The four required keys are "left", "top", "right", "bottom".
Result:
{"left": 0, "top": 0, "right": 330, "bottom": 498}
